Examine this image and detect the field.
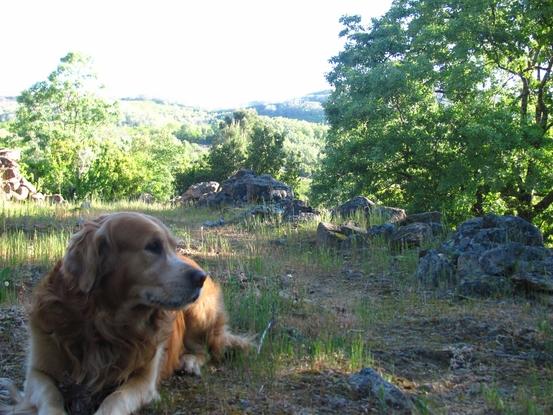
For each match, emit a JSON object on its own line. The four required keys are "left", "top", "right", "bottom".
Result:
{"left": 1, "top": 201, "right": 552, "bottom": 414}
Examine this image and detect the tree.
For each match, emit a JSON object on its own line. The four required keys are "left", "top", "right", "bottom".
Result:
{"left": 246, "top": 123, "right": 286, "bottom": 177}
{"left": 314, "top": 0, "right": 553, "bottom": 238}
{"left": 207, "top": 110, "right": 254, "bottom": 181}
{"left": 11, "top": 52, "right": 118, "bottom": 196}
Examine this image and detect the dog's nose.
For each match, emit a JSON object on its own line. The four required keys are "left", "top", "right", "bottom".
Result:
{"left": 188, "top": 269, "right": 207, "bottom": 288}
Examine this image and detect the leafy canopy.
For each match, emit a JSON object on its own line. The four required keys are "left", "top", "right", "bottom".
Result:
{"left": 313, "top": 0, "right": 553, "bottom": 239}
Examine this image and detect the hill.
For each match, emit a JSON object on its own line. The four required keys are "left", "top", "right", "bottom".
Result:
{"left": 245, "top": 90, "right": 329, "bottom": 123}
{"left": 0, "top": 91, "right": 329, "bottom": 126}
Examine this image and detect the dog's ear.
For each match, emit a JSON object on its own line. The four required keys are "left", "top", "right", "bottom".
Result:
{"left": 62, "top": 220, "right": 110, "bottom": 293}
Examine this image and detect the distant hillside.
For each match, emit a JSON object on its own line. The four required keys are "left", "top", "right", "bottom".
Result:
{"left": 246, "top": 90, "right": 329, "bottom": 123}
{"left": 0, "top": 97, "right": 17, "bottom": 122}
{"left": 0, "top": 91, "right": 330, "bottom": 126}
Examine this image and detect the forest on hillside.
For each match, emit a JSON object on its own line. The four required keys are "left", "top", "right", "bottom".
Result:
{"left": 0, "top": 0, "right": 552, "bottom": 241}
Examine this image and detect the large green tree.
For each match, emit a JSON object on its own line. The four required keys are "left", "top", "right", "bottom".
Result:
{"left": 11, "top": 52, "right": 118, "bottom": 195}
{"left": 314, "top": 0, "right": 553, "bottom": 238}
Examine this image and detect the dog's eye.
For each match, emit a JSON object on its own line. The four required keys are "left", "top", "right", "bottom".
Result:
{"left": 145, "top": 239, "right": 163, "bottom": 255}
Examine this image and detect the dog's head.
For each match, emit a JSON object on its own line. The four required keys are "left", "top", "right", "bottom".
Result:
{"left": 61, "top": 212, "right": 206, "bottom": 309}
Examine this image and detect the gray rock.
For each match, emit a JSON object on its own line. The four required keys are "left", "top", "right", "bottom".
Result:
{"left": 220, "top": 169, "right": 293, "bottom": 203}
{"left": 281, "top": 199, "right": 320, "bottom": 222}
{"left": 316, "top": 222, "right": 349, "bottom": 248}
{"left": 335, "top": 196, "right": 376, "bottom": 217}
{"left": 400, "top": 211, "right": 442, "bottom": 225}
{"left": 415, "top": 249, "right": 455, "bottom": 287}
{"left": 367, "top": 223, "right": 396, "bottom": 239}
{"left": 371, "top": 206, "right": 407, "bottom": 224}
{"left": 416, "top": 214, "right": 553, "bottom": 298}
{"left": 391, "top": 222, "right": 434, "bottom": 249}
{"left": 181, "top": 181, "right": 220, "bottom": 203}
{"left": 348, "top": 368, "right": 413, "bottom": 413}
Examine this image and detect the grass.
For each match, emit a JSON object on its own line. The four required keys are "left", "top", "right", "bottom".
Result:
{"left": 1, "top": 199, "right": 552, "bottom": 414}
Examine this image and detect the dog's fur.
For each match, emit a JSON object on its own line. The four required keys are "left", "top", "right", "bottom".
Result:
{"left": 0, "top": 212, "right": 251, "bottom": 415}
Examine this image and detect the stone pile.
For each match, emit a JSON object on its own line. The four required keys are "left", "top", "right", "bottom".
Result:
{"left": 0, "top": 148, "right": 44, "bottom": 202}
{"left": 416, "top": 214, "right": 553, "bottom": 297}
{"left": 317, "top": 196, "right": 443, "bottom": 249}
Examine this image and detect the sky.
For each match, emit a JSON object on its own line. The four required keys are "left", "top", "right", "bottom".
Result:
{"left": 1, "top": 0, "right": 392, "bottom": 109}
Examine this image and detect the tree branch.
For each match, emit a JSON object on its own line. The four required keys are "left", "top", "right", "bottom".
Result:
{"left": 533, "top": 188, "right": 553, "bottom": 217}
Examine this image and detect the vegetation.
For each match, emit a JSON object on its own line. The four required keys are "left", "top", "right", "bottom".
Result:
{"left": 313, "top": 0, "right": 553, "bottom": 240}
{"left": 1, "top": 200, "right": 552, "bottom": 413}
{"left": 0, "top": 54, "right": 326, "bottom": 202}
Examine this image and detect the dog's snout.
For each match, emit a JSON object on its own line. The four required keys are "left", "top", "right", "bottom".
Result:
{"left": 188, "top": 269, "right": 207, "bottom": 288}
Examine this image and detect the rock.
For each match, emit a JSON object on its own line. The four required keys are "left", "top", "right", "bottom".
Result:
{"left": 199, "top": 191, "right": 234, "bottom": 207}
{"left": 0, "top": 148, "right": 20, "bottom": 161}
{"left": 371, "top": 206, "right": 407, "bottom": 224}
{"left": 202, "top": 218, "right": 225, "bottom": 228}
{"left": 19, "top": 177, "right": 37, "bottom": 194}
{"left": 13, "top": 185, "right": 29, "bottom": 201}
{"left": 391, "top": 222, "right": 433, "bottom": 249}
{"left": 2, "top": 167, "right": 17, "bottom": 180}
{"left": 317, "top": 222, "right": 349, "bottom": 248}
{"left": 400, "top": 211, "right": 442, "bottom": 225}
{"left": 138, "top": 193, "right": 153, "bottom": 204}
{"left": 367, "top": 223, "right": 396, "bottom": 240}
{"left": 348, "top": 368, "right": 413, "bottom": 413}
{"left": 415, "top": 249, "right": 455, "bottom": 287}
{"left": 30, "top": 192, "right": 45, "bottom": 202}
{"left": 0, "top": 157, "right": 17, "bottom": 168}
{"left": 340, "top": 223, "right": 368, "bottom": 237}
{"left": 416, "top": 214, "right": 553, "bottom": 298}
{"left": 48, "top": 194, "right": 65, "bottom": 204}
{"left": 220, "top": 169, "right": 293, "bottom": 203}
{"left": 281, "top": 199, "right": 320, "bottom": 222}
{"left": 181, "top": 181, "right": 220, "bottom": 203}
{"left": 335, "top": 196, "right": 376, "bottom": 217}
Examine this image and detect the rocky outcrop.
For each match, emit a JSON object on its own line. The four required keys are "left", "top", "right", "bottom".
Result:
{"left": 195, "top": 170, "right": 294, "bottom": 207}
{"left": 0, "top": 148, "right": 44, "bottom": 202}
{"left": 317, "top": 208, "right": 443, "bottom": 249}
{"left": 181, "top": 181, "right": 220, "bottom": 203}
{"left": 334, "top": 196, "right": 407, "bottom": 223}
{"left": 416, "top": 215, "right": 553, "bottom": 296}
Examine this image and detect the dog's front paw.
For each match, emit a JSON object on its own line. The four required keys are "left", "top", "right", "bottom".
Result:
{"left": 0, "top": 377, "right": 23, "bottom": 403}
{"left": 179, "top": 354, "right": 205, "bottom": 376}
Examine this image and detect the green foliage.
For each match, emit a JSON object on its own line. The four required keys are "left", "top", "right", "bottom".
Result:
{"left": 247, "top": 90, "right": 329, "bottom": 123}
{"left": 246, "top": 123, "right": 286, "bottom": 177}
{"left": 202, "top": 110, "right": 324, "bottom": 192}
{"left": 313, "top": 0, "right": 553, "bottom": 239}
{"left": 10, "top": 52, "right": 119, "bottom": 197}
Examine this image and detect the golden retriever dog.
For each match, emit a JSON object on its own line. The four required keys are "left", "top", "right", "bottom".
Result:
{"left": 0, "top": 212, "right": 251, "bottom": 415}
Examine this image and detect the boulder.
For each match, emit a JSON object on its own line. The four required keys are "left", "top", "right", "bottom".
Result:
{"left": 399, "top": 211, "right": 442, "bottom": 225}
{"left": 367, "top": 223, "right": 397, "bottom": 239}
{"left": 0, "top": 148, "right": 41, "bottom": 202}
{"left": 47, "top": 194, "right": 65, "bottom": 204}
{"left": 138, "top": 193, "right": 154, "bottom": 204}
{"left": 416, "top": 214, "right": 553, "bottom": 297}
{"left": 335, "top": 196, "right": 376, "bottom": 217}
{"left": 415, "top": 249, "right": 455, "bottom": 287}
{"left": 371, "top": 206, "right": 407, "bottom": 224}
{"left": 349, "top": 368, "right": 413, "bottom": 413}
{"left": 181, "top": 181, "right": 220, "bottom": 203}
{"left": 317, "top": 222, "right": 349, "bottom": 248}
{"left": 281, "top": 199, "right": 320, "bottom": 222}
{"left": 209, "top": 170, "right": 294, "bottom": 205}
{"left": 391, "top": 222, "right": 434, "bottom": 249}
{"left": 0, "top": 148, "right": 20, "bottom": 161}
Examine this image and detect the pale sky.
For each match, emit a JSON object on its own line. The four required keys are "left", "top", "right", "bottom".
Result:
{"left": 1, "top": 0, "right": 392, "bottom": 109}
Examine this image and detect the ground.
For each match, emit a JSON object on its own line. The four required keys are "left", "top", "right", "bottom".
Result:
{"left": 0, "top": 201, "right": 552, "bottom": 414}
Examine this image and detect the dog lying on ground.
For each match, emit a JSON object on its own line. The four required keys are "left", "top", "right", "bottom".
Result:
{"left": 0, "top": 212, "right": 251, "bottom": 414}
